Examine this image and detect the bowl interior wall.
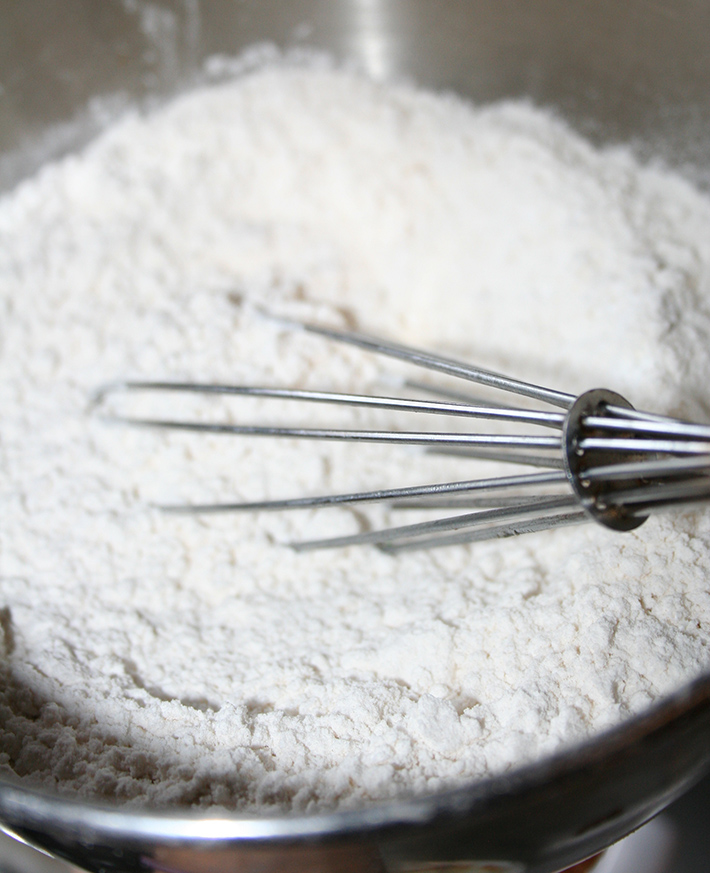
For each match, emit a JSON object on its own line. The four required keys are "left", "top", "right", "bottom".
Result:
{"left": 1, "top": 0, "right": 710, "bottom": 191}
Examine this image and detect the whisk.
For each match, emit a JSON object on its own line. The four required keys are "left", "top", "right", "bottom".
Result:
{"left": 93, "top": 314, "right": 710, "bottom": 552}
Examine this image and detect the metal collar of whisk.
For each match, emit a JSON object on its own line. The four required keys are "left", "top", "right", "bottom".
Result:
{"left": 564, "top": 388, "right": 652, "bottom": 533}
{"left": 563, "top": 388, "right": 710, "bottom": 533}
{"left": 93, "top": 315, "right": 710, "bottom": 552}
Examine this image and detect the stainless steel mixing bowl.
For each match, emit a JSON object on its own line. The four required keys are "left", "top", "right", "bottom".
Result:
{"left": 2, "top": 3, "right": 710, "bottom": 872}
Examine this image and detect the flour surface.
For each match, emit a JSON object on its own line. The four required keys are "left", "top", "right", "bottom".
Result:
{"left": 1, "top": 62, "right": 710, "bottom": 811}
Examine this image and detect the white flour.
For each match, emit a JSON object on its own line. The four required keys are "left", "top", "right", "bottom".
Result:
{"left": 1, "top": 61, "right": 710, "bottom": 811}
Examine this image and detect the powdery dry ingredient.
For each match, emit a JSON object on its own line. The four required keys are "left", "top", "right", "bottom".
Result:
{"left": 2, "top": 61, "right": 710, "bottom": 811}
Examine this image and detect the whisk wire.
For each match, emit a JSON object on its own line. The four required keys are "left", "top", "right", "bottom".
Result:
{"left": 94, "top": 314, "right": 710, "bottom": 551}
{"left": 157, "top": 470, "right": 568, "bottom": 514}
{"left": 274, "top": 313, "right": 576, "bottom": 409}
{"left": 289, "top": 494, "right": 581, "bottom": 552}
{"left": 376, "top": 511, "right": 589, "bottom": 554}
{"left": 95, "top": 381, "right": 565, "bottom": 427}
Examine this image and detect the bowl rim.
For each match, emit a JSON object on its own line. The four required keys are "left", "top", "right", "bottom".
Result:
{"left": 1, "top": 670, "right": 709, "bottom": 846}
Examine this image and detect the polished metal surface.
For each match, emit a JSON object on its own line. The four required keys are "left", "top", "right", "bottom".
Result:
{"left": 2, "top": 676, "right": 710, "bottom": 873}
{"left": 2, "top": 2, "right": 710, "bottom": 872}
{"left": 2, "top": 1, "right": 710, "bottom": 191}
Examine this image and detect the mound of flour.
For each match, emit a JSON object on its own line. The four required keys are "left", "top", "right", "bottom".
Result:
{"left": 2, "top": 62, "right": 710, "bottom": 811}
